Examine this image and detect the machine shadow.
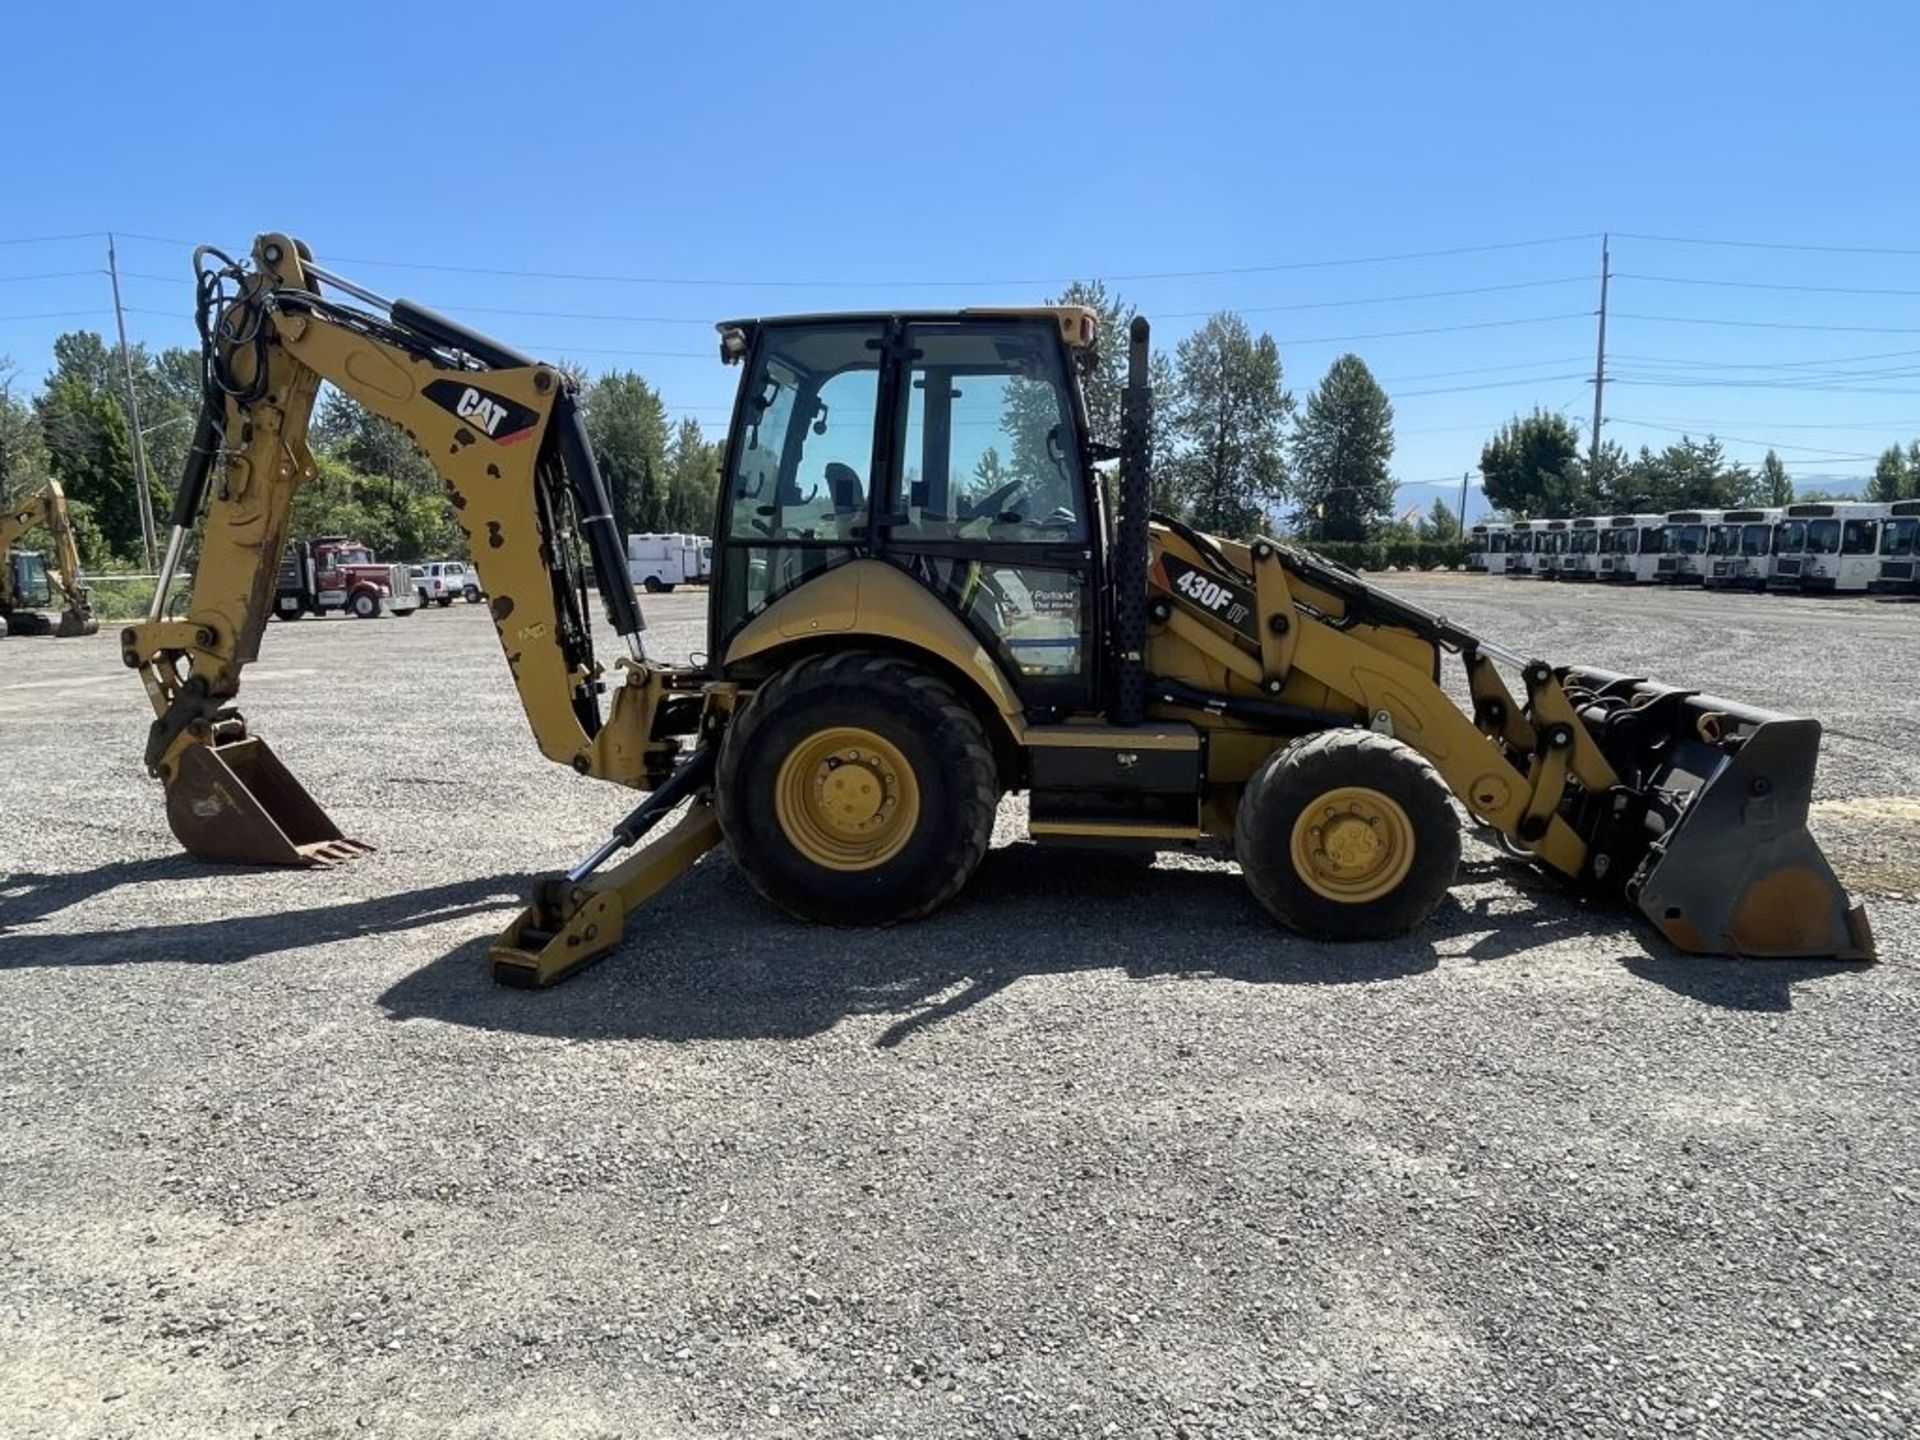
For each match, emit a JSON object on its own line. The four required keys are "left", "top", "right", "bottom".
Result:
{"left": 380, "top": 844, "right": 1867, "bottom": 1042}
{"left": 383, "top": 846, "right": 1452, "bottom": 1044}
{"left": 1618, "top": 953, "right": 1871, "bottom": 1012}
{"left": 0, "top": 870, "right": 527, "bottom": 971}
{"left": 0, "top": 855, "right": 236, "bottom": 933}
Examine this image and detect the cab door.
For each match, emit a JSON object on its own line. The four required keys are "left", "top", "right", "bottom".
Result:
{"left": 874, "top": 318, "right": 1100, "bottom": 717}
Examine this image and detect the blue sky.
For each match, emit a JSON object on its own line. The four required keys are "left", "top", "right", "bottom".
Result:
{"left": 7, "top": 1, "right": 1919, "bottom": 521}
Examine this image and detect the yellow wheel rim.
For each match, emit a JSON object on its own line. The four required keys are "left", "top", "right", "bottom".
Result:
{"left": 1288, "top": 785, "right": 1416, "bottom": 904}
{"left": 773, "top": 725, "right": 921, "bottom": 871}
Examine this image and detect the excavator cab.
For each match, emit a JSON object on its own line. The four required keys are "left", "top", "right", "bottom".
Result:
{"left": 122, "top": 235, "right": 1870, "bottom": 990}
{"left": 11, "top": 551, "right": 52, "bottom": 610}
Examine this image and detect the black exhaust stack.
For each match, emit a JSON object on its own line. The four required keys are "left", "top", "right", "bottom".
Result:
{"left": 1113, "top": 317, "right": 1153, "bottom": 725}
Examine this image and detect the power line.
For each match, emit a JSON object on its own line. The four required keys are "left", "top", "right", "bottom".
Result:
{"left": 1375, "top": 355, "right": 1589, "bottom": 383}
{"left": 1389, "top": 372, "right": 1588, "bottom": 398}
{"left": 1610, "top": 345, "right": 1920, "bottom": 372}
{"left": 1619, "top": 272, "right": 1920, "bottom": 299}
{"left": 1615, "top": 231, "right": 1920, "bottom": 259}
{"left": 0, "top": 270, "right": 100, "bottom": 284}
{"left": 1151, "top": 275, "right": 1588, "bottom": 320}
{"left": 1274, "top": 313, "right": 1590, "bottom": 346}
{"left": 109, "top": 228, "right": 1603, "bottom": 289}
{"left": 1614, "top": 312, "right": 1920, "bottom": 336}
{"left": 0, "top": 309, "right": 112, "bottom": 323}
{"left": 0, "top": 231, "right": 107, "bottom": 248}
{"left": 1607, "top": 417, "right": 1879, "bottom": 459}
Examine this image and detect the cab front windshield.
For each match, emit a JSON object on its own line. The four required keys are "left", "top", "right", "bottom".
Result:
{"left": 1882, "top": 518, "right": 1918, "bottom": 558}
{"left": 1775, "top": 520, "right": 1806, "bottom": 554}
{"left": 1708, "top": 526, "right": 1741, "bottom": 556}
{"left": 1806, "top": 519, "right": 1840, "bottom": 555}
{"left": 332, "top": 546, "right": 374, "bottom": 567}
{"left": 14, "top": 552, "right": 51, "bottom": 607}
{"left": 1741, "top": 524, "right": 1771, "bottom": 557}
{"left": 1670, "top": 525, "right": 1706, "bottom": 555}
{"left": 1571, "top": 529, "right": 1597, "bottom": 554}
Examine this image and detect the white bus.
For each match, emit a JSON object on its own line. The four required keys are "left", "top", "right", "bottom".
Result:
{"left": 1467, "top": 522, "right": 1511, "bottom": 573}
{"left": 1868, "top": 499, "right": 1920, "bottom": 596}
{"left": 1655, "top": 510, "right": 1724, "bottom": 584}
{"left": 1566, "top": 517, "right": 1603, "bottom": 580}
{"left": 1505, "top": 519, "right": 1542, "bottom": 576}
{"left": 1703, "top": 508, "right": 1784, "bottom": 591}
{"left": 1535, "top": 519, "right": 1570, "bottom": 579}
{"left": 1595, "top": 514, "right": 1667, "bottom": 584}
{"left": 1769, "top": 502, "right": 1890, "bottom": 593}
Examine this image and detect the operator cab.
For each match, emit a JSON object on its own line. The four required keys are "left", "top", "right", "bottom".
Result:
{"left": 9, "top": 550, "right": 52, "bottom": 608}
{"left": 712, "top": 309, "right": 1102, "bottom": 714}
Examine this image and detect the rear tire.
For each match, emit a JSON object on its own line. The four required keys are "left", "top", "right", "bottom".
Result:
{"left": 716, "top": 651, "right": 998, "bottom": 924}
{"left": 1235, "top": 729, "right": 1460, "bottom": 941}
{"left": 437, "top": 596, "right": 453, "bottom": 608}
{"left": 642, "top": 575, "right": 664, "bottom": 594}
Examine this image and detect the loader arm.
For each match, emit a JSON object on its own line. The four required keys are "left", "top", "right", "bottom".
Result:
{"left": 123, "top": 235, "right": 693, "bottom": 864}
{"left": 1143, "top": 521, "right": 1872, "bottom": 961}
{"left": 1, "top": 479, "right": 97, "bottom": 635}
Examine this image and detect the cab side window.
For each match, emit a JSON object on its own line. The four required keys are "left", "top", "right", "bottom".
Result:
{"left": 887, "top": 321, "right": 1087, "bottom": 545}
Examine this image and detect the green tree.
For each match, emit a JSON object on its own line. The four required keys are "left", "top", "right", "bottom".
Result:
{"left": 1869, "top": 444, "right": 1910, "bottom": 502}
{"left": 36, "top": 375, "right": 140, "bottom": 559}
{"left": 1760, "top": 449, "right": 1793, "bottom": 507}
{"left": 0, "top": 358, "right": 49, "bottom": 506}
{"left": 1164, "top": 312, "right": 1292, "bottom": 538}
{"left": 313, "top": 389, "right": 437, "bottom": 499}
{"left": 1418, "top": 496, "right": 1461, "bottom": 542}
{"left": 581, "top": 371, "right": 670, "bottom": 536}
{"left": 1289, "top": 353, "right": 1395, "bottom": 542}
{"left": 1479, "top": 410, "right": 1583, "bottom": 517}
{"left": 664, "top": 417, "right": 720, "bottom": 532}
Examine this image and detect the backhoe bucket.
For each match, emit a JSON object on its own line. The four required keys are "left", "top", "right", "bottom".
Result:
{"left": 1564, "top": 669, "right": 1873, "bottom": 960}
{"left": 55, "top": 609, "right": 97, "bottom": 638}
{"left": 164, "top": 738, "right": 369, "bottom": 867}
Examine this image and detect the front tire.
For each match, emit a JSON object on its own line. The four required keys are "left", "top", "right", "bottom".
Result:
{"left": 350, "top": 591, "right": 381, "bottom": 619}
{"left": 716, "top": 652, "right": 998, "bottom": 924}
{"left": 1234, "top": 729, "right": 1460, "bottom": 941}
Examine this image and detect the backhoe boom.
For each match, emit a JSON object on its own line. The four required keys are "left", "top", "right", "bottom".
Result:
{"left": 124, "top": 235, "right": 693, "bottom": 864}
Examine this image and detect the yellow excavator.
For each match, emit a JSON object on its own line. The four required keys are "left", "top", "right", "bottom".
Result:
{"left": 2, "top": 478, "right": 98, "bottom": 639}
{"left": 121, "top": 235, "right": 1872, "bottom": 985}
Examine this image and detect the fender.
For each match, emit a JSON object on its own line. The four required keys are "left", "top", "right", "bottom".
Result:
{"left": 724, "top": 558, "right": 1028, "bottom": 750}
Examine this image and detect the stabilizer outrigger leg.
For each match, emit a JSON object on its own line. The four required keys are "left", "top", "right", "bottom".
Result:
{"left": 488, "top": 746, "right": 721, "bottom": 989}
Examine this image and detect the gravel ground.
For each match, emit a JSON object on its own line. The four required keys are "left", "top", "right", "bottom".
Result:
{"left": 1, "top": 576, "right": 1915, "bottom": 1439}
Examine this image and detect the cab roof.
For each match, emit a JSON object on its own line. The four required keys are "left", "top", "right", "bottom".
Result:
{"left": 715, "top": 306, "right": 1099, "bottom": 361}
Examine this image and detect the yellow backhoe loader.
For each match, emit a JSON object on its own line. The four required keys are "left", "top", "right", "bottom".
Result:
{"left": 2, "top": 479, "right": 98, "bottom": 639}
{"left": 122, "top": 236, "right": 1872, "bottom": 986}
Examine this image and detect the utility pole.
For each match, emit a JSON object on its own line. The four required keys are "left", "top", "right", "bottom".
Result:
{"left": 1588, "top": 233, "right": 1611, "bottom": 490}
{"left": 1458, "top": 471, "right": 1470, "bottom": 534}
{"left": 107, "top": 232, "right": 159, "bottom": 570}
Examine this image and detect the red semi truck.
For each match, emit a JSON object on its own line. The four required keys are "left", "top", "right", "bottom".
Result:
{"left": 274, "top": 537, "right": 420, "bottom": 619}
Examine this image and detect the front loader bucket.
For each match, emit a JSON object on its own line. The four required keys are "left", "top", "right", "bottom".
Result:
{"left": 165, "top": 738, "right": 370, "bottom": 867}
{"left": 1565, "top": 669, "right": 1873, "bottom": 961}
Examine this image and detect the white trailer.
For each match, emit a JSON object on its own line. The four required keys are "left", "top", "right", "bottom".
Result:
{"left": 1655, "top": 510, "right": 1723, "bottom": 585}
{"left": 627, "top": 532, "right": 703, "bottom": 593}
{"left": 1769, "top": 501, "right": 1891, "bottom": 594}
{"left": 1703, "top": 508, "right": 1783, "bottom": 591}
{"left": 1595, "top": 514, "right": 1667, "bottom": 584}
